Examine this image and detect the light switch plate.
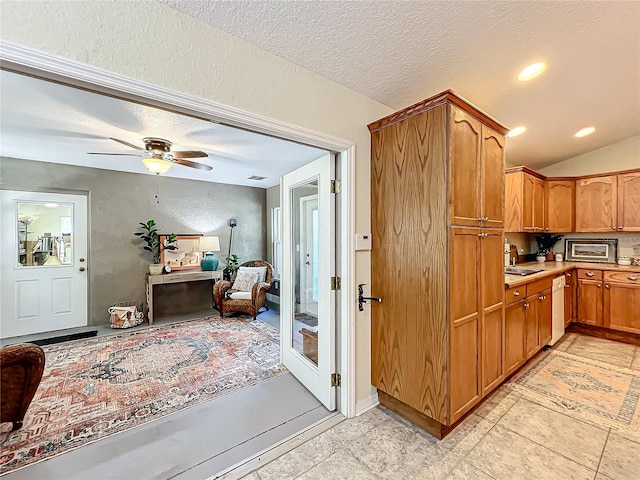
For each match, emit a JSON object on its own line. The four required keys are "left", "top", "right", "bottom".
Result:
{"left": 355, "top": 233, "right": 372, "bottom": 251}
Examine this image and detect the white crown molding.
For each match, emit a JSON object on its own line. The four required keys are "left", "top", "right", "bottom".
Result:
{"left": 0, "top": 41, "right": 354, "bottom": 152}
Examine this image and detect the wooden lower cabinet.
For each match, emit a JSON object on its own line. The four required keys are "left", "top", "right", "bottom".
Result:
{"left": 604, "top": 282, "right": 640, "bottom": 334}
{"left": 538, "top": 288, "right": 552, "bottom": 346}
{"left": 577, "top": 279, "right": 603, "bottom": 325}
{"left": 505, "top": 299, "right": 527, "bottom": 375}
{"left": 564, "top": 271, "right": 576, "bottom": 327}
{"left": 525, "top": 293, "right": 540, "bottom": 357}
{"left": 481, "top": 306, "right": 505, "bottom": 396}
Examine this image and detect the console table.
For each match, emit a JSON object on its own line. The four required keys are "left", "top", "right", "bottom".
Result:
{"left": 146, "top": 269, "right": 222, "bottom": 325}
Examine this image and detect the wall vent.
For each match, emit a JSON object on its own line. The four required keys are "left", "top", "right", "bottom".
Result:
{"left": 247, "top": 175, "right": 267, "bottom": 181}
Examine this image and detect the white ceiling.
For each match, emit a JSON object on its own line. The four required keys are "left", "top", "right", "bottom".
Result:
{"left": 0, "top": 70, "right": 327, "bottom": 188}
{"left": 163, "top": 0, "right": 640, "bottom": 170}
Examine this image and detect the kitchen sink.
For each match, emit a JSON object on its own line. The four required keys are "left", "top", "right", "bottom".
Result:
{"left": 505, "top": 266, "right": 544, "bottom": 276}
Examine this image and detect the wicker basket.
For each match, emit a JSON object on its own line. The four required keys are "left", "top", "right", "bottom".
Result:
{"left": 108, "top": 301, "right": 145, "bottom": 329}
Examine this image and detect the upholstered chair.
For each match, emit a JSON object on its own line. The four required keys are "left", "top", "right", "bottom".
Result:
{"left": 0, "top": 343, "right": 45, "bottom": 431}
{"left": 213, "top": 260, "right": 273, "bottom": 319}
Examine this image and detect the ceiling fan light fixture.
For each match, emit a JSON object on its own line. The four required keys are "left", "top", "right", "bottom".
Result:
{"left": 142, "top": 157, "right": 174, "bottom": 175}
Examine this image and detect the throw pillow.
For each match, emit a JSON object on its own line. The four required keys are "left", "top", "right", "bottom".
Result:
{"left": 238, "top": 266, "right": 268, "bottom": 283}
{"left": 232, "top": 271, "right": 259, "bottom": 292}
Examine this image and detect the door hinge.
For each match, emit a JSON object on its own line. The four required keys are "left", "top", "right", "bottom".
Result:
{"left": 331, "top": 276, "right": 341, "bottom": 290}
{"left": 330, "top": 180, "right": 341, "bottom": 194}
{"left": 331, "top": 373, "right": 341, "bottom": 387}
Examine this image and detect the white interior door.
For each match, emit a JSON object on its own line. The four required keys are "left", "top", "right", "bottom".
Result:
{"left": 1, "top": 190, "right": 88, "bottom": 338}
{"left": 281, "top": 153, "right": 336, "bottom": 410}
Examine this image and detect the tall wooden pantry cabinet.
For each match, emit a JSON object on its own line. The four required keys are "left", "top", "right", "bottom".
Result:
{"left": 368, "top": 90, "right": 508, "bottom": 438}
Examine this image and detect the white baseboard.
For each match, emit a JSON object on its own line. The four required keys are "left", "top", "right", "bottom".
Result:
{"left": 355, "top": 388, "right": 379, "bottom": 416}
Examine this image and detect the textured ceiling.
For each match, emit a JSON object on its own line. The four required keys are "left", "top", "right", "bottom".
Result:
{"left": 163, "top": 0, "right": 640, "bottom": 170}
{"left": 0, "top": 71, "right": 326, "bottom": 188}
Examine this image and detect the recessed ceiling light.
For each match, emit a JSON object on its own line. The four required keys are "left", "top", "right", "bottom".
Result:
{"left": 518, "top": 62, "right": 547, "bottom": 81}
{"left": 507, "top": 126, "right": 527, "bottom": 138}
{"left": 575, "top": 127, "right": 595, "bottom": 138}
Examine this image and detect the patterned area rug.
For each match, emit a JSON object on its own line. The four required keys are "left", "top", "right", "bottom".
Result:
{"left": 0, "top": 316, "right": 286, "bottom": 474}
{"left": 507, "top": 349, "right": 640, "bottom": 439}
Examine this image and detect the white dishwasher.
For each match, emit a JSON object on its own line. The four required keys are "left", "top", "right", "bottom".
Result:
{"left": 550, "top": 275, "right": 566, "bottom": 346}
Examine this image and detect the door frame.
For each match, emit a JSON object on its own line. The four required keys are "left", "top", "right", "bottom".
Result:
{"left": 0, "top": 41, "right": 358, "bottom": 417}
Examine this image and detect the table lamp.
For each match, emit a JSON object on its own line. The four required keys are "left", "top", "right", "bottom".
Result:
{"left": 199, "top": 236, "right": 221, "bottom": 271}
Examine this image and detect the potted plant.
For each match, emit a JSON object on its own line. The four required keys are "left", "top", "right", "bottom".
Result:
{"left": 535, "top": 234, "right": 563, "bottom": 262}
{"left": 223, "top": 253, "right": 240, "bottom": 281}
{"left": 135, "top": 220, "right": 178, "bottom": 274}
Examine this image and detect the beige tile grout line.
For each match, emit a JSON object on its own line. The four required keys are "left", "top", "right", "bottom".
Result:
{"left": 594, "top": 429, "right": 611, "bottom": 479}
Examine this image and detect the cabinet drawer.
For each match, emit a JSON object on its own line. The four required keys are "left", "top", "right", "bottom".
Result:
{"left": 526, "top": 277, "right": 553, "bottom": 296}
{"left": 577, "top": 269, "right": 603, "bottom": 280}
{"left": 505, "top": 285, "right": 525, "bottom": 304}
{"left": 163, "top": 272, "right": 211, "bottom": 283}
{"left": 604, "top": 271, "right": 640, "bottom": 284}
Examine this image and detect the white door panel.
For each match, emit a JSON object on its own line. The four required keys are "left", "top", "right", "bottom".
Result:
{"left": 281, "top": 153, "right": 336, "bottom": 411}
{"left": 1, "top": 190, "right": 88, "bottom": 338}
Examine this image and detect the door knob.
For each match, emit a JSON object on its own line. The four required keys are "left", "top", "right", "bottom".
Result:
{"left": 358, "top": 284, "right": 382, "bottom": 311}
{"left": 79, "top": 267, "right": 86, "bottom": 272}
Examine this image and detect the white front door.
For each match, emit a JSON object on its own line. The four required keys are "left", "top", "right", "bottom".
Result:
{"left": 281, "top": 153, "right": 336, "bottom": 410}
{"left": 1, "top": 190, "right": 88, "bottom": 338}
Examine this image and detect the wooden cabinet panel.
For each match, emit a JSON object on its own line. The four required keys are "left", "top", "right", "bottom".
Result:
{"left": 577, "top": 269, "right": 603, "bottom": 280}
{"left": 505, "top": 300, "right": 527, "bottom": 376}
{"left": 480, "top": 230, "right": 505, "bottom": 396}
{"left": 577, "top": 279, "right": 603, "bottom": 325}
{"left": 603, "top": 271, "right": 640, "bottom": 284}
{"left": 450, "top": 107, "right": 482, "bottom": 227}
{"left": 564, "top": 271, "right": 575, "bottom": 327}
{"left": 481, "top": 127, "right": 505, "bottom": 228}
{"left": 506, "top": 285, "right": 525, "bottom": 304}
{"left": 505, "top": 172, "right": 523, "bottom": 232}
{"left": 604, "top": 282, "right": 640, "bottom": 334}
{"left": 525, "top": 293, "right": 540, "bottom": 358}
{"left": 538, "top": 288, "right": 552, "bottom": 346}
{"left": 370, "top": 107, "right": 449, "bottom": 422}
{"left": 449, "top": 227, "right": 481, "bottom": 422}
{"left": 618, "top": 172, "right": 640, "bottom": 232}
{"left": 575, "top": 176, "right": 617, "bottom": 232}
{"left": 533, "top": 178, "right": 545, "bottom": 230}
{"left": 546, "top": 180, "right": 575, "bottom": 232}
{"left": 523, "top": 174, "right": 535, "bottom": 231}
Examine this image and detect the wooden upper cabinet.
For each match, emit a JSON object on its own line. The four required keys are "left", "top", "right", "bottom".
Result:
{"left": 546, "top": 180, "right": 575, "bottom": 232}
{"left": 522, "top": 173, "right": 535, "bottom": 231}
{"left": 450, "top": 107, "right": 482, "bottom": 227}
{"left": 481, "top": 128, "right": 505, "bottom": 228}
{"left": 505, "top": 172, "right": 523, "bottom": 232}
{"left": 533, "top": 178, "right": 545, "bottom": 230}
{"left": 617, "top": 172, "right": 640, "bottom": 232}
{"left": 575, "top": 176, "right": 617, "bottom": 232}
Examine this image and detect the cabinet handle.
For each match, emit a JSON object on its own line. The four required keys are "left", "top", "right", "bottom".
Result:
{"left": 567, "top": 273, "right": 572, "bottom": 277}
{"left": 539, "top": 295, "right": 544, "bottom": 300}
{"left": 514, "top": 290, "right": 520, "bottom": 296}
{"left": 597, "top": 284, "right": 601, "bottom": 288}
{"left": 611, "top": 226, "right": 616, "bottom": 230}
{"left": 545, "top": 227, "right": 549, "bottom": 231}
{"left": 524, "top": 303, "right": 529, "bottom": 308}
{"left": 619, "top": 226, "right": 623, "bottom": 230}
{"left": 564, "top": 284, "right": 570, "bottom": 288}
{"left": 586, "top": 271, "right": 595, "bottom": 277}
{"left": 478, "top": 217, "right": 484, "bottom": 222}
{"left": 629, "top": 275, "right": 639, "bottom": 281}
{"left": 605, "top": 284, "right": 610, "bottom": 289}
{"left": 483, "top": 216, "right": 489, "bottom": 221}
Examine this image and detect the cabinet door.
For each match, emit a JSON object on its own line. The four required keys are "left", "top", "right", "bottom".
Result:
{"left": 481, "top": 127, "right": 505, "bottom": 229}
{"left": 564, "top": 271, "right": 575, "bottom": 327}
{"left": 505, "top": 299, "right": 527, "bottom": 376}
{"left": 546, "top": 180, "right": 575, "bottom": 232}
{"left": 523, "top": 174, "right": 535, "bottom": 231}
{"left": 534, "top": 178, "right": 545, "bottom": 230}
{"left": 575, "top": 176, "right": 617, "bottom": 232}
{"left": 577, "top": 279, "right": 603, "bottom": 325}
{"left": 617, "top": 172, "right": 640, "bottom": 232}
{"left": 480, "top": 230, "right": 505, "bottom": 396}
{"left": 538, "top": 288, "right": 552, "bottom": 346}
{"left": 525, "top": 293, "right": 540, "bottom": 358}
{"left": 604, "top": 282, "right": 640, "bottom": 334}
{"left": 450, "top": 107, "right": 482, "bottom": 227}
{"left": 449, "top": 227, "right": 481, "bottom": 422}
{"left": 505, "top": 172, "right": 523, "bottom": 232}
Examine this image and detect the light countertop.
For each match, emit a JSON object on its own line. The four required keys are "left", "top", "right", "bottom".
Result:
{"left": 504, "top": 261, "right": 640, "bottom": 288}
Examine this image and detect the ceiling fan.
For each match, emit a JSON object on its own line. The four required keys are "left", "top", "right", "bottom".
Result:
{"left": 87, "top": 137, "right": 213, "bottom": 174}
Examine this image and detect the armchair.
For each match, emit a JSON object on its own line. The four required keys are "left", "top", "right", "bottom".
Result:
{"left": 1, "top": 343, "right": 45, "bottom": 431}
{"left": 213, "top": 260, "right": 273, "bottom": 319}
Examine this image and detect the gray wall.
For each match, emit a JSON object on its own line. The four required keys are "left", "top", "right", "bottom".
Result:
{"left": 1, "top": 157, "right": 266, "bottom": 325}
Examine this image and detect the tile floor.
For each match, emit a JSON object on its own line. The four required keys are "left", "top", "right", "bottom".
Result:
{"left": 237, "top": 334, "right": 640, "bottom": 480}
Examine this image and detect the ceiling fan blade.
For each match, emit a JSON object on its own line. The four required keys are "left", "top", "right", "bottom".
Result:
{"left": 172, "top": 150, "right": 208, "bottom": 159}
{"left": 109, "top": 137, "right": 144, "bottom": 150}
{"left": 86, "top": 152, "right": 142, "bottom": 156}
{"left": 175, "top": 159, "right": 213, "bottom": 171}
